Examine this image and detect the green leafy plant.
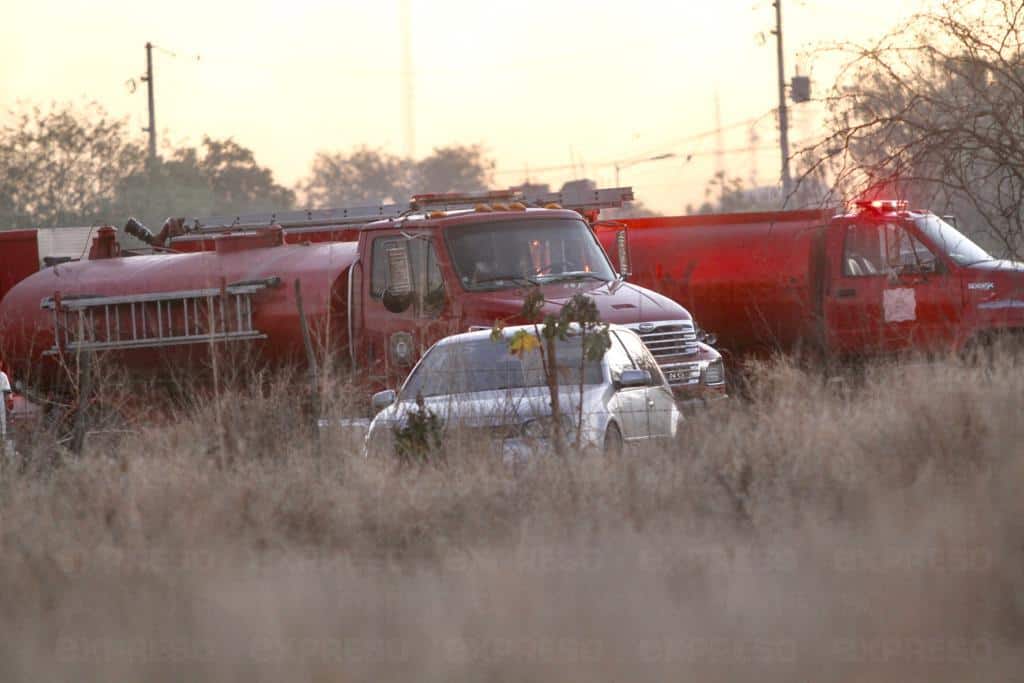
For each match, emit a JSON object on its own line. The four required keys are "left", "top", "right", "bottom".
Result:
{"left": 491, "top": 289, "right": 610, "bottom": 455}
{"left": 393, "top": 393, "right": 444, "bottom": 466}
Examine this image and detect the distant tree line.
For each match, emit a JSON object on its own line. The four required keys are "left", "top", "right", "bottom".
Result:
{"left": 0, "top": 102, "right": 494, "bottom": 230}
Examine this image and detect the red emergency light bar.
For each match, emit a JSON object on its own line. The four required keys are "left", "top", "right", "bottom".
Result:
{"left": 854, "top": 199, "right": 909, "bottom": 214}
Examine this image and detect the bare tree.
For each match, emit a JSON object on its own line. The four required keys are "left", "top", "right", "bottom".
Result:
{"left": 801, "top": 0, "right": 1024, "bottom": 257}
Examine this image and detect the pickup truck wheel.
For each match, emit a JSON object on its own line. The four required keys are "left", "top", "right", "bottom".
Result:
{"left": 603, "top": 422, "right": 624, "bottom": 457}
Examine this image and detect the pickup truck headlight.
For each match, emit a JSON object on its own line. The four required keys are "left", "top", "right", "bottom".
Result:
{"left": 701, "top": 359, "right": 725, "bottom": 386}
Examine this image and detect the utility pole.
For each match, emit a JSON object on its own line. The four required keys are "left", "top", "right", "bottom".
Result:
{"left": 142, "top": 42, "right": 157, "bottom": 163}
{"left": 773, "top": 0, "right": 792, "bottom": 200}
{"left": 714, "top": 88, "right": 725, "bottom": 178}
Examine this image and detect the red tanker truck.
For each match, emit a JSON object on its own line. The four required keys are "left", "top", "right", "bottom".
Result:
{"left": 598, "top": 200, "right": 1024, "bottom": 360}
{"left": 0, "top": 187, "right": 726, "bottom": 407}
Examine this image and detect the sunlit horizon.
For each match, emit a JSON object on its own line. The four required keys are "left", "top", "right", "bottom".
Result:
{"left": 1, "top": 0, "right": 926, "bottom": 215}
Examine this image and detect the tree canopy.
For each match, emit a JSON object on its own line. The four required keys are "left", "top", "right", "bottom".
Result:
{"left": 113, "top": 137, "right": 295, "bottom": 229}
{"left": 296, "top": 144, "right": 493, "bottom": 208}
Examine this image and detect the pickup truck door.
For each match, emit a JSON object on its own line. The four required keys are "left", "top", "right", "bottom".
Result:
{"left": 900, "top": 221, "right": 962, "bottom": 352}
{"left": 824, "top": 220, "right": 961, "bottom": 355}
{"left": 823, "top": 221, "right": 887, "bottom": 354}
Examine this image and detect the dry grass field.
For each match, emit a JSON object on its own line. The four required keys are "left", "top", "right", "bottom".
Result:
{"left": 1, "top": 354, "right": 1022, "bottom": 681}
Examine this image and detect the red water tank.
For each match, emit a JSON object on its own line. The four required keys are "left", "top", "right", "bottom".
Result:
{"left": 0, "top": 233, "right": 356, "bottom": 388}
{"left": 599, "top": 209, "right": 834, "bottom": 356}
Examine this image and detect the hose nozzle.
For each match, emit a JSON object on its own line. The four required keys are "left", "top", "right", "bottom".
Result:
{"left": 124, "top": 217, "right": 156, "bottom": 245}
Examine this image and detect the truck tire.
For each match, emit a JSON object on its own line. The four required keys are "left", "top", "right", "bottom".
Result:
{"left": 603, "top": 422, "right": 624, "bottom": 457}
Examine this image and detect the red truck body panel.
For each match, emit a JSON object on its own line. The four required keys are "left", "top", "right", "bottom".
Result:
{"left": 0, "top": 230, "right": 41, "bottom": 306}
{"left": 599, "top": 210, "right": 833, "bottom": 356}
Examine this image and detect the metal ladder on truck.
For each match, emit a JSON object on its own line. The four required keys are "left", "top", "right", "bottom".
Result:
{"left": 41, "top": 277, "right": 281, "bottom": 355}
{"left": 174, "top": 185, "right": 635, "bottom": 236}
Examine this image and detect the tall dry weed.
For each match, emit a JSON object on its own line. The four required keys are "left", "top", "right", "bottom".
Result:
{"left": 1, "top": 352, "right": 1022, "bottom": 680}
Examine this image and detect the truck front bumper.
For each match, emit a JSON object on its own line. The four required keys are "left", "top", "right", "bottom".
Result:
{"left": 663, "top": 357, "right": 729, "bottom": 410}
{"left": 673, "top": 380, "right": 728, "bottom": 411}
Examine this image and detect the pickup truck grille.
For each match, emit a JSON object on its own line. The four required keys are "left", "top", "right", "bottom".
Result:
{"left": 630, "top": 321, "right": 699, "bottom": 361}
{"left": 626, "top": 320, "right": 701, "bottom": 388}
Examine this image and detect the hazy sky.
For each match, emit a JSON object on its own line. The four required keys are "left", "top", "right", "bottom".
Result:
{"left": 1, "top": 0, "right": 926, "bottom": 214}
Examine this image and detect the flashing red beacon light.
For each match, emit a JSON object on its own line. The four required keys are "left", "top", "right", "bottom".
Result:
{"left": 854, "top": 199, "right": 909, "bottom": 213}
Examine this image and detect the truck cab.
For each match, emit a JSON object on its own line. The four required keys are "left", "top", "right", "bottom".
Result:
{"left": 605, "top": 199, "right": 1024, "bottom": 364}
{"left": 349, "top": 201, "right": 725, "bottom": 405}
{"left": 822, "top": 200, "right": 1024, "bottom": 355}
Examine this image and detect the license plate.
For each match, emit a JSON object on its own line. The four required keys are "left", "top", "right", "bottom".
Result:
{"left": 667, "top": 369, "right": 689, "bottom": 383}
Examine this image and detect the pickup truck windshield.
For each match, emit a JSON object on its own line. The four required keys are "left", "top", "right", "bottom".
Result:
{"left": 402, "top": 335, "right": 603, "bottom": 398}
{"left": 914, "top": 215, "right": 992, "bottom": 266}
{"left": 445, "top": 218, "right": 616, "bottom": 290}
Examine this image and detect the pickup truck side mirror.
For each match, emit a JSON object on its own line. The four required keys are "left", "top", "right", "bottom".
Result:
{"left": 372, "top": 389, "right": 397, "bottom": 412}
{"left": 696, "top": 326, "right": 717, "bottom": 347}
{"left": 617, "top": 368, "right": 650, "bottom": 389}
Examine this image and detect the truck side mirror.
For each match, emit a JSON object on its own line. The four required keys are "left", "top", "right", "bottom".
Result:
{"left": 372, "top": 389, "right": 397, "bottom": 412}
{"left": 383, "top": 244, "right": 413, "bottom": 313}
{"left": 616, "top": 229, "right": 631, "bottom": 279}
{"left": 616, "top": 368, "right": 650, "bottom": 389}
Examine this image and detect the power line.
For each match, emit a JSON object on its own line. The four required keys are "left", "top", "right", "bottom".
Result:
{"left": 628, "top": 110, "right": 776, "bottom": 161}
{"left": 152, "top": 44, "right": 202, "bottom": 62}
{"left": 493, "top": 144, "right": 779, "bottom": 178}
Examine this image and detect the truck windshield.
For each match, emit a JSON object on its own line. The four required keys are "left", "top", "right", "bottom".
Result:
{"left": 914, "top": 215, "right": 992, "bottom": 266}
{"left": 401, "top": 335, "right": 603, "bottom": 398}
{"left": 445, "top": 217, "right": 616, "bottom": 290}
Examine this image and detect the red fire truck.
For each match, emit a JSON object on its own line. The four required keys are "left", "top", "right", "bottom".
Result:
{"left": 0, "top": 187, "right": 726, "bottom": 407}
{"left": 598, "top": 200, "right": 1024, "bottom": 360}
